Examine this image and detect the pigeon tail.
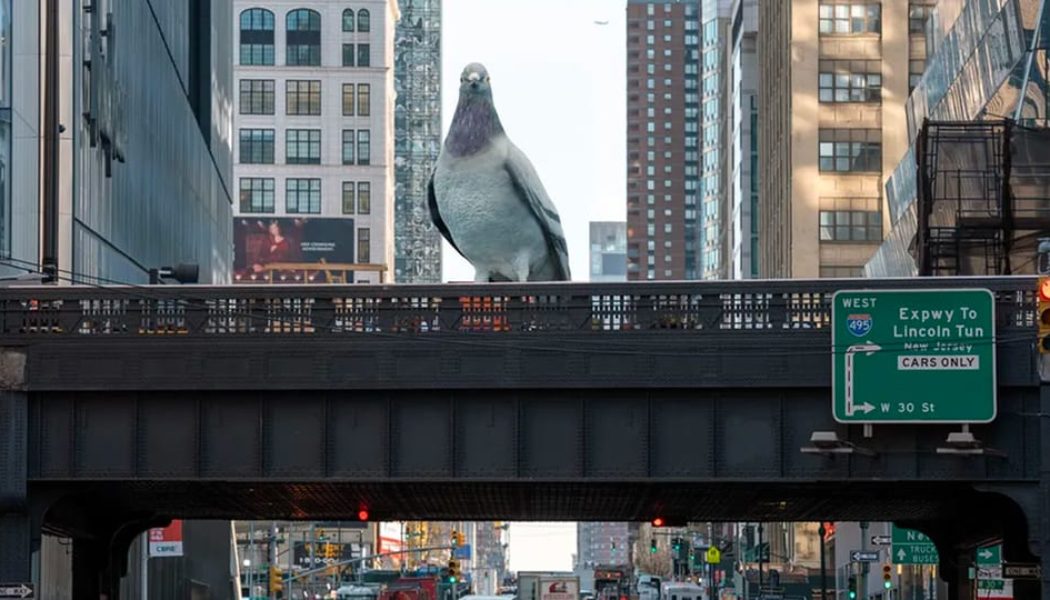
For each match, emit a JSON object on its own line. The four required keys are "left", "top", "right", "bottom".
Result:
{"left": 447, "top": 95, "right": 504, "bottom": 157}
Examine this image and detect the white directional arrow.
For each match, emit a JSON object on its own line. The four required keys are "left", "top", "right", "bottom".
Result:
{"left": 897, "top": 548, "right": 906, "bottom": 561}
{"left": 979, "top": 549, "right": 994, "bottom": 559}
{"left": 0, "top": 584, "right": 34, "bottom": 599}
{"left": 845, "top": 343, "right": 881, "bottom": 417}
{"left": 855, "top": 402, "right": 875, "bottom": 414}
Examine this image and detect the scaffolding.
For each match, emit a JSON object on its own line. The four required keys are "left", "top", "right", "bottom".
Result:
{"left": 915, "top": 120, "right": 1050, "bottom": 276}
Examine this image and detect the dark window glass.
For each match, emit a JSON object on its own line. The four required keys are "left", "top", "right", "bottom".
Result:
{"left": 818, "top": 210, "right": 882, "bottom": 241}
{"left": 342, "top": 84, "right": 355, "bottom": 116}
{"left": 357, "top": 130, "right": 371, "bottom": 166}
{"left": 286, "top": 80, "right": 321, "bottom": 115}
{"left": 239, "top": 129, "right": 275, "bottom": 164}
{"left": 357, "top": 44, "right": 371, "bottom": 67}
{"left": 342, "top": 8, "right": 355, "bottom": 32}
{"left": 342, "top": 129, "right": 355, "bottom": 165}
{"left": 286, "top": 129, "right": 321, "bottom": 164}
{"left": 357, "top": 182, "right": 371, "bottom": 215}
{"left": 357, "top": 9, "right": 371, "bottom": 32}
{"left": 819, "top": 266, "right": 864, "bottom": 277}
{"left": 239, "top": 8, "right": 275, "bottom": 65}
{"left": 239, "top": 79, "right": 275, "bottom": 114}
{"left": 286, "top": 9, "right": 321, "bottom": 66}
{"left": 357, "top": 83, "right": 370, "bottom": 116}
{"left": 909, "top": 5, "right": 930, "bottom": 32}
{"left": 239, "top": 178, "right": 275, "bottom": 213}
{"left": 818, "top": 70, "right": 881, "bottom": 102}
{"left": 343, "top": 44, "right": 355, "bottom": 67}
{"left": 357, "top": 228, "right": 371, "bottom": 263}
{"left": 286, "top": 178, "right": 321, "bottom": 214}
{"left": 342, "top": 182, "right": 355, "bottom": 214}
{"left": 818, "top": 141, "right": 881, "bottom": 172}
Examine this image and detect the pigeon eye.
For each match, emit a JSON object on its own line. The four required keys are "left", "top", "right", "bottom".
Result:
{"left": 484, "top": 76, "right": 490, "bottom": 82}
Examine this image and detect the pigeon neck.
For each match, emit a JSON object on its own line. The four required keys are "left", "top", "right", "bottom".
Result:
{"left": 447, "top": 95, "right": 504, "bottom": 157}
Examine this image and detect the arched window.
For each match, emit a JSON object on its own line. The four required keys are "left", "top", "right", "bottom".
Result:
{"left": 342, "top": 8, "right": 355, "bottom": 32}
{"left": 286, "top": 9, "right": 321, "bottom": 66}
{"left": 357, "top": 9, "right": 371, "bottom": 33}
{"left": 239, "top": 8, "right": 275, "bottom": 65}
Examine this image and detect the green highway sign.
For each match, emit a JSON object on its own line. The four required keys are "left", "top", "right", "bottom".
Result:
{"left": 978, "top": 579, "right": 1006, "bottom": 591}
{"left": 832, "top": 289, "right": 997, "bottom": 423}
{"left": 976, "top": 545, "right": 1002, "bottom": 566}
{"left": 891, "top": 526, "right": 939, "bottom": 565}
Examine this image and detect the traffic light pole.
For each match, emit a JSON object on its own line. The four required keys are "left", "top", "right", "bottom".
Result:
{"left": 270, "top": 521, "right": 279, "bottom": 600}
{"left": 285, "top": 544, "right": 458, "bottom": 583}
{"left": 818, "top": 524, "right": 828, "bottom": 600}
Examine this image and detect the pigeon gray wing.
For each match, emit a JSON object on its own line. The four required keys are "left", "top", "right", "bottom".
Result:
{"left": 504, "top": 143, "right": 571, "bottom": 280}
{"left": 427, "top": 172, "right": 465, "bottom": 258}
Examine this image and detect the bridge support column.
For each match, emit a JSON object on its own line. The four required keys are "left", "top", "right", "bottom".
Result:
{"left": 0, "top": 389, "right": 32, "bottom": 582}
{"left": 1040, "top": 379, "right": 1050, "bottom": 600}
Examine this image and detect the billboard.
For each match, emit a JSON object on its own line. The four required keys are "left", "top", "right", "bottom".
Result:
{"left": 148, "top": 520, "right": 184, "bottom": 557}
{"left": 292, "top": 541, "right": 369, "bottom": 569}
{"left": 234, "top": 217, "right": 355, "bottom": 283}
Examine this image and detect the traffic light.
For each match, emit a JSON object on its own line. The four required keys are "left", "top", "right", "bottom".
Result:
{"left": 451, "top": 529, "right": 460, "bottom": 547}
{"left": 650, "top": 538, "right": 657, "bottom": 554}
{"left": 847, "top": 575, "right": 857, "bottom": 600}
{"left": 672, "top": 537, "right": 681, "bottom": 553}
{"left": 1038, "top": 277, "right": 1050, "bottom": 353}
{"left": 882, "top": 564, "right": 892, "bottom": 589}
{"left": 448, "top": 559, "right": 461, "bottom": 583}
{"left": 269, "top": 565, "right": 284, "bottom": 594}
{"left": 357, "top": 508, "right": 370, "bottom": 521}
{"left": 651, "top": 517, "right": 665, "bottom": 527}
{"left": 457, "top": 531, "right": 466, "bottom": 547}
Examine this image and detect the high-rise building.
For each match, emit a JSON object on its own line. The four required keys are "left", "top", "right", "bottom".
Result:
{"left": 0, "top": 0, "right": 234, "bottom": 286}
{"left": 626, "top": 0, "right": 702, "bottom": 281}
{"left": 577, "top": 522, "right": 632, "bottom": 568}
{"left": 393, "top": 0, "right": 442, "bottom": 283}
{"left": 590, "top": 221, "right": 628, "bottom": 281}
{"left": 757, "top": 0, "right": 935, "bottom": 278}
{"left": 867, "top": 0, "right": 1050, "bottom": 277}
{"left": 232, "top": 0, "right": 398, "bottom": 285}
{"left": 727, "top": 0, "right": 759, "bottom": 279}
{"left": 700, "top": 0, "right": 732, "bottom": 280}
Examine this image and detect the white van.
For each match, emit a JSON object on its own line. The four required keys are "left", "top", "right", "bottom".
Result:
{"left": 661, "top": 582, "right": 703, "bottom": 600}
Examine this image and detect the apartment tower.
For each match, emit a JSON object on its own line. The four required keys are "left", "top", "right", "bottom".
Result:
{"left": 758, "top": 0, "right": 934, "bottom": 278}
{"left": 626, "top": 0, "right": 702, "bottom": 280}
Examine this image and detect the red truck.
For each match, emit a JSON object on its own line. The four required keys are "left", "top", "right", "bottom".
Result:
{"left": 379, "top": 577, "right": 440, "bottom": 600}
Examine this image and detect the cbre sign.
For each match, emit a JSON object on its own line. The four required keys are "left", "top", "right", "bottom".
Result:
{"left": 832, "top": 290, "right": 996, "bottom": 423}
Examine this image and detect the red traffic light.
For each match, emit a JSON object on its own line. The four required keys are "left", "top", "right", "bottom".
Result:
{"left": 651, "top": 517, "right": 665, "bottom": 527}
{"left": 1039, "top": 277, "right": 1050, "bottom": 302}
{"left": 357, "top": 509, "right": 370, "bottom": 521}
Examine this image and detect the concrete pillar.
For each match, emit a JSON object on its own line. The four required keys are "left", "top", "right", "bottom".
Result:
{"left": 0, "top": 388, "right": 31, "bottom": 582}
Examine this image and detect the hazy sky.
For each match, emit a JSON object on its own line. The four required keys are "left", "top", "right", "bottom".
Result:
{"left": 440, "top": 0, "right": 627, "bottom": 283}
{"left": 507, "top": 522, "right": 577, "bottom": 573}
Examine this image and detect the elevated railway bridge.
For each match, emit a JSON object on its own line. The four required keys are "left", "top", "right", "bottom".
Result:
{"left": 0, "top": 277, "right": 1046, "bottom": 598}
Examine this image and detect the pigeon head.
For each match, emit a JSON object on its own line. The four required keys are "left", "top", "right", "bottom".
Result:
{"left": 447, "top": 62, "right": 504, "bottom": 157}
{"left": 459, "top": 63, "right": 492, "bottom": 98}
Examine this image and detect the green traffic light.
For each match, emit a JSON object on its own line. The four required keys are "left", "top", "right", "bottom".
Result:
{"left": 848, "top": 592, "right": 856, "bottom": 599}
{"left": 884, "top": 581, "right": 892, "bottom": 590}
{"left": 449, "top": 577, "right": 458, "bottom": 583}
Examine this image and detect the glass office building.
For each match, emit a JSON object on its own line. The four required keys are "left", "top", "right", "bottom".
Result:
{"left": 867, "top": 0, "right": 1050, "bottom": 277}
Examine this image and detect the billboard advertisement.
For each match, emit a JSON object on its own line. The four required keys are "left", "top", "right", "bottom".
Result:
{"left": 148, "top": 520, "right": 184, "bottom": 557}
{"left": 292, "top": 541, "right": 369, "bottom": 569}
{"left": 234, "top": 217, "right": 355, "bottom": 283}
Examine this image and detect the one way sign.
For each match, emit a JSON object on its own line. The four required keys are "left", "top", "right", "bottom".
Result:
{"left": 0, "top": 583, "right": 34, "bottom": 599}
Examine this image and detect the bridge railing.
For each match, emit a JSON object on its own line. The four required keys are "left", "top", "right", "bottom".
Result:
{"left": 0, "top": 277, "right": 1035, "bottom": 338}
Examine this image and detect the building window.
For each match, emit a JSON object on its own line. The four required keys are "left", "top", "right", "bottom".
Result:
{"left": 239, "top": 129, "right": 275, "bottom": 164}
{"left": 819, "top": 210, "right": 882, "bottom": 241}
{"left": 818, "top": 62, "right": 881, "bottom": 102}
{"left": 286, "top": 8, "right": 321, "bottom": 66}
{"left": 342, "top": 130, "right": 355, "bottom": 164}
{"left": 286, "top": 80, "right": 321, "bottom": 115}
{"left": 820, "top": 266, "right": 865, "bottom": 278}
{"left": 358, "top": 9, "right": 371, "bottom": 32}
{"left": 342, "top": 8, "right": 355, "bottom": 32}
{"left": 342, "top": 182, "right": 355, "bottom": 214}
{"left": 357, "top": 44, "right": 371, "bottom": 67}
{"left": 239, "top": 8, "right": 275, "bottom": 65}
{"left": 343, "top": 44, "right": 355, "bottom": 67}
{"left": 818, "top": 130, "right": 881, "bottom": 172}
{"left": 357, "top": 228, "right": 371, "bottom": 263}
{"left": 342, "top": 84, "right": 355, "bottom": 116}
{"left": 239, "top": 178, "right": 275, "bottom": 213}
{"left": 286, "top": 178, "right": 321, "bottom": 214}
{"left": 357, "top": 182, "right": 371, "bottom": 214}
{"left": 909, "top": 59, "right": 926, "bottom": 92}
{"left": 239, "top": 79, "right": 275, "bottom": 114}
{"left": 909, "top": 4, "right": 931, "bottom": 32}
{"left": 286, "top": 129, "right": 321, "bottom": 164}
{"left": 818, "top": 4, "right": 881, "bottom": 34}
{"left": 357, "top": 130, "right": 371, "bottom": 166}
{"left": 357, "top": 84, "right": 371, "bottom": 116}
